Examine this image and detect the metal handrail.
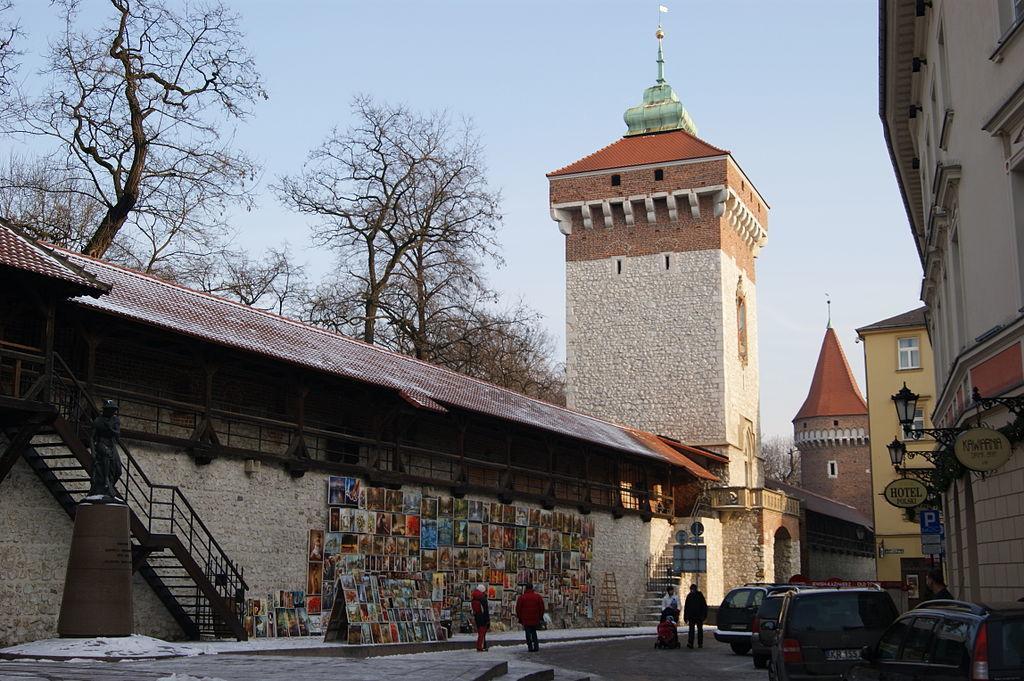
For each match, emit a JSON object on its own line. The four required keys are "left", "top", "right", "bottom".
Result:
{"left": 49, "top": 354, "right": 249, "bottom": 604}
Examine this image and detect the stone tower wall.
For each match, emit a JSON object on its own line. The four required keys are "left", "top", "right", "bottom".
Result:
{"left": 795, "top": 414, "right": 873, "bottom": 518}
{"left": 553, "top": 156, "right": 767, "bottom": 484}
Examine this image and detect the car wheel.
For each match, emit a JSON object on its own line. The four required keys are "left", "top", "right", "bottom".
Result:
{"left": 753, "top": 654, "right": 768, "bottom": 669}
{"left": 730, "top": 642, "right": 752, "bottom": 655}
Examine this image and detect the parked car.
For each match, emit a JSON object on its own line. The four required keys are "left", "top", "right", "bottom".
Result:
{"left": 848, "top": 599, "right": 1024, "bottom": 681}
{"left": 716, "top": 584, "right": 795, "bottom": 655}
{"left": 752, "top": 590, "right": 800, "bottom": 669}
{"left": 769, "top": 588, "right": 898, "bottom": 681}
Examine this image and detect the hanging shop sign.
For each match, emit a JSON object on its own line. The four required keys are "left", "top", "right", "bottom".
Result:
{"left": 954, "top": 428, "right": 1013, "bottom": 472}
{"left": 882, "top": 478, "right": 928, "bottom": 508}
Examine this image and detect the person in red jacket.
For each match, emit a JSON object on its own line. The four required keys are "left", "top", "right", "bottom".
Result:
{"left": 514, "top": 582, "right": 545, "bottom": 652}
{"left": 470, "top": 584, "right": 489, "bottom": 651}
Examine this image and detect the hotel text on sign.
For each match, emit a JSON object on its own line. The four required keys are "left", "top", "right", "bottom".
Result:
{"left": 883, "top": 478, "right": 928, "bottom": 508}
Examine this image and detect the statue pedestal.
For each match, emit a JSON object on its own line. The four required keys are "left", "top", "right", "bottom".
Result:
{"left": 58, "top": 502, "right": 134, "bottom": 637}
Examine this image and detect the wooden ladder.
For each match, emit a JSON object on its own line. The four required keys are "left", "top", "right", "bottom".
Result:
{"left": 599, "top": 572, "right": 625, "bottom": 627}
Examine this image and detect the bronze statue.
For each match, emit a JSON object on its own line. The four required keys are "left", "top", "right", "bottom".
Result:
{"left": 88, "top": 400, "right": 123, "bottom": 502}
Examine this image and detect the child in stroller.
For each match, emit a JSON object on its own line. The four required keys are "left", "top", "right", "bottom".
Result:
{"left": 655, "top": 615, "right": 680, "bottom": 649}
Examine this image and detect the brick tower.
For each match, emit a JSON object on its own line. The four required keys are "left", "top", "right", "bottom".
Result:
{"left": 547, "top": 28, "right": 768, "bottom": 488}
{"left": 792, "top": 325, "right": 872, "bottom": 518}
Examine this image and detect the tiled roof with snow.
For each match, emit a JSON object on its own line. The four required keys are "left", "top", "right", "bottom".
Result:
{"left": 57, "top": 249, "right": 715, "bottom": 471}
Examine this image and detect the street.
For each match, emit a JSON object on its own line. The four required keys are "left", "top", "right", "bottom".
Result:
{"left": 0, "top": 635, "right": 766, "bottom": 681}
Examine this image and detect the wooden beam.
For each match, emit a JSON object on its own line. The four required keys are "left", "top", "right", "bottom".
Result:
{"left": 0, "top": 415, "right": 51, "bottom": 486}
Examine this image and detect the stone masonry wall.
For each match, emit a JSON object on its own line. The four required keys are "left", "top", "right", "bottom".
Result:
{"left": 565, "top": 250, "right": 726, "bottom": 446}
{"left": 1, "top": 438, "right": 662, "bottom": 644}
{"left": 807, "top": 550, "right": 876, "bottom": 581}
{"left": 590, "top": 514, "right": 671, "bottom": 625}
{"left": 721, "top": 510, "right": 766, "bottom": 591}
{"left": 720, "top": 252, "right": 762, "bottom": 487}
{"left": 797, "top": 414, "right": 873, "bottom": 519}
{"left": 0, "top": 457, "right": 181, "bottom": 647}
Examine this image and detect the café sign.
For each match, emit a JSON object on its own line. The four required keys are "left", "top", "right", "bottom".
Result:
{"left": 954, "top": 428, "right": 1012, "bottom": 472}
{"left": 883, "top": 478, "right": 928, "bottom": 508}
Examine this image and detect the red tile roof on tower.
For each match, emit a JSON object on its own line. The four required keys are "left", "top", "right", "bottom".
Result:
{"left": 35, "top": 243, "right": 719, "bottom": 476}
{"left": 546, "top": 129, "right": 728, "bottom": 177}
{"left": 793, "top": 327, "right": 867, "bottom": 420}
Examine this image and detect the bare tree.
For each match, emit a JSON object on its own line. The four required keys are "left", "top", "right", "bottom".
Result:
{"left": 761, "top": 435, "right": 800, "bottom": 484}
{"left": 193, "top": 245, "right": 309, "bottom": 317}
{"left": 1, "top": 0, "right": 265, "bottom": 259}
{"left": 431, "top": 302, "right": 566, "bottom": 404}
{"left": 275, "top": 97, "right": 501, "bottom": 345}
{"left": 0, "top": 1, "right": 19, "bottom": 107}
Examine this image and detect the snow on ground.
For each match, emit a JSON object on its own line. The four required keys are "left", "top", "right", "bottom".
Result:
{"left": 156, "top": 675, "right": 227, "bottom": 681}
{"left": 0, "top": 634, "right": 212, "bottom": 659}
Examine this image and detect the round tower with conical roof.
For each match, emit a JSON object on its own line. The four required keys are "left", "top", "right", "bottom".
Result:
{"left": 792, "top": 325, "right": 872, "bottom": 518}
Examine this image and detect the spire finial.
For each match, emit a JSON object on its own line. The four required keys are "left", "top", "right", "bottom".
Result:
{"left": 623, "top": 4, "right": 698, "bottom": 137}
{"left": 656, "top": 5, "right": 668, "bottom": 84}
{"left": 656, "top": 28, "right": 666, "bottom": 84}
{"left": 826, "top": 293, "right": 832, "bottom": 328}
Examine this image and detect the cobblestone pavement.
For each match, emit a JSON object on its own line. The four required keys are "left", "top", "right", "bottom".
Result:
{"left": 505, "top": 635, "right": 767, "bottom": 681}
{"left": 0, "top": 635, "right": 763, "bottom": 680}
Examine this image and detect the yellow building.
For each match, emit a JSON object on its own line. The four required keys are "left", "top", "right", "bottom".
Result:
{"left": 857, "top": 307, "right": 936, "bottom": 604}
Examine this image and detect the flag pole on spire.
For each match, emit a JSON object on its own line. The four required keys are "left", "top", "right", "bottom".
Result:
{"left": 656, "top": 5, "right": 668, "bottom": 84}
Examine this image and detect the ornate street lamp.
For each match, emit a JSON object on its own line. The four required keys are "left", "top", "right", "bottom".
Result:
{"left": 892, "top": 383, "right": 919, "bottom": 433}
{"left": 886, "top": 438, "right": 907, "bottom": 469}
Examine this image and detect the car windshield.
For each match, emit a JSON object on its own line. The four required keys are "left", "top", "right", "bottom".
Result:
{"left": 723, "top": 589, "right": 758, "bottom": 608}
{"left": 758, "top": 597, "right": 785, "bottom": 620}
{"left": 787, "top": 593, "right": 896, "bottom": 633}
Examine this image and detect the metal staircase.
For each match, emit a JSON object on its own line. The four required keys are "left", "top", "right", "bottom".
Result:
{"left": 1, "top": 351, "right": 248, "bottom": 640}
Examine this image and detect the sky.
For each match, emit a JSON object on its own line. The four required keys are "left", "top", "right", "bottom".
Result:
{"left": 7, "top": 0, "right": 923, "bottom": 441}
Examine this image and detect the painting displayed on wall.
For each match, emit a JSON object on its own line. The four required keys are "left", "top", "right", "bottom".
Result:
{"left": 318, "top": 475, "right": 596, "bottom": 639}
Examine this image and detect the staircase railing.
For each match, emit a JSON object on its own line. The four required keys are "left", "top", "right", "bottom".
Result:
{"left": 48, "top": 352, "right": 248, "bottom": 616}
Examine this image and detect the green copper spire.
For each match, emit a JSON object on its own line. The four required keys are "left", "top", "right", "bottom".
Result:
{"left": 624, "top": 27, "right": 697, "bottom": 137}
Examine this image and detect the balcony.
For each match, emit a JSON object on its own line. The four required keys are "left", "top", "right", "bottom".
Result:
{"left": 710, "top": 487, "right": 801, "bottom": 516}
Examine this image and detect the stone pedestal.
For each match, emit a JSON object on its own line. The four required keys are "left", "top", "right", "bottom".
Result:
{"left": 57, "top": 503, "right": 134, "bottom": 637}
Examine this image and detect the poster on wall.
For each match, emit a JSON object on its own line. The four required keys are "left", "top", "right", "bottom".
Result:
{"left": 316, "top": 475, "right": 596, "bottom": 642}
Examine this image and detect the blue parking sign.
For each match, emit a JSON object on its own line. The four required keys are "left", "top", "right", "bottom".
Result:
{"left": 919, "top": 509, "right": 942, "bottom": 535}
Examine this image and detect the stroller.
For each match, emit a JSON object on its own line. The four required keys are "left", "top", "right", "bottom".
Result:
{"left": 655, "top": 616, "right": 681, "bottom": 649}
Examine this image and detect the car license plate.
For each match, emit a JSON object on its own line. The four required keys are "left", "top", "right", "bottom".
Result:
{"left": 825, "top": 649, "right": 861, "bottom": 661}
{"left": 730, "top": 624, "right": 747, "bottom": 630}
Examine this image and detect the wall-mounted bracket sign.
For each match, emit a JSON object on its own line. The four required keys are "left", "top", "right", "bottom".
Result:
{"left": 883, "top": 478, "right": 928, "bottom": 508}
{"left": 954, "top": 428, "right": 1012, "bottom": 472}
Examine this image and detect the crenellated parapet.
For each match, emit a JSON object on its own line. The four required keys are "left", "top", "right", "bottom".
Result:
{"left": 551, "top": 184, "right": 767, "bottom": 254}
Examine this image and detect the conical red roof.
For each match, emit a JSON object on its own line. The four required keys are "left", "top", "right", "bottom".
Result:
{"left": 793, "top": 327, "right": 867, "bottom": 420}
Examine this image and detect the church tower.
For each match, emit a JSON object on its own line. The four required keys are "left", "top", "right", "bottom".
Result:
{"left": 548, "top": 28, "right": 769, "bottom": 488}
{"left": 792, "top": 325, "right": 872, "bottom": 518}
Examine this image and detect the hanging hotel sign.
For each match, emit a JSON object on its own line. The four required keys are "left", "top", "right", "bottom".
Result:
{"left": 883, "top": 478, "right": 928, "bottom": 508}
{"left": 954, "top": 428, "right": 1012, "bottom": 472}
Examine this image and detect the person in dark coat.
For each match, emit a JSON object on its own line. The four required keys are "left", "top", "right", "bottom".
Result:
{"left": 515, "top": 582, "right": 546, "bottom": 652}
{"left": 471, "top": 584, "right": 490, "bottom": 651}
{"left": 925, "top": 569, "right": 954, "bottom": 600}
{"left": 683, "top": 583, "right": 708, "bottom": 649}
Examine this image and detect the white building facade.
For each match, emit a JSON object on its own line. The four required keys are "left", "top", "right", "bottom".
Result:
{"left": 881, "top": 0, "right": 1024, "bottom": 601}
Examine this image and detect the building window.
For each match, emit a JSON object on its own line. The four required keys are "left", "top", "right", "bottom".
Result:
{"left": 737, "top": 296, "right": 748, "bottom": 362}
{"left": 664, "top": 254, "right": 671, "bottom": 270}
{"left": 898, "top": 337, "right": 921, "bottom": 370}
{"left": 616, "top": 258, "right": 623, "bottom": 275}
{"left": 654, "top": 169, "right": 664, "bottom": 181}
{"left": 827, "top": 461, "right": 838, "bottom": 478}
{"left": 901, "top": 408, "right": 926, "bottom": 440}
{"left": 611, "top": 174, "right": 621, "bottom": 187}
{"left": 998, "top": 0, "right": 1024, "bottom": 36}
